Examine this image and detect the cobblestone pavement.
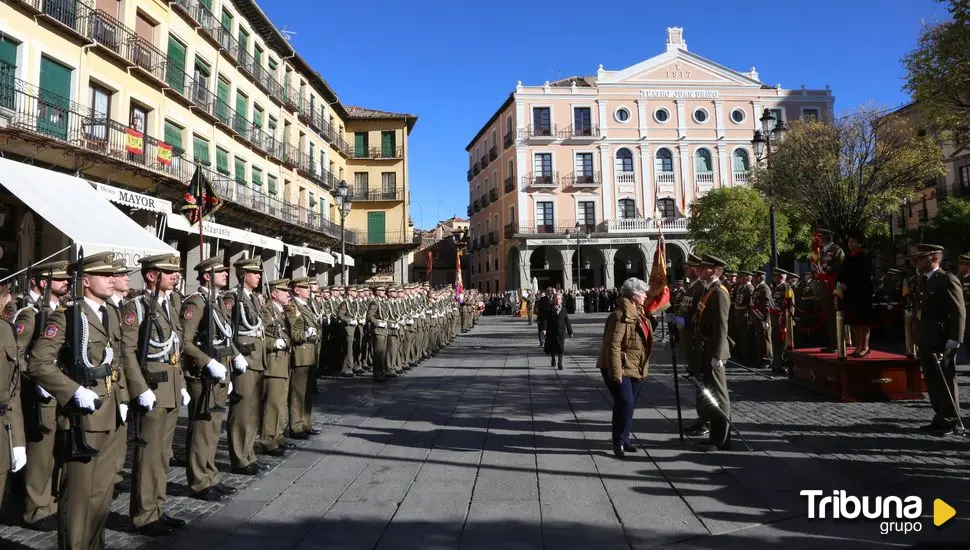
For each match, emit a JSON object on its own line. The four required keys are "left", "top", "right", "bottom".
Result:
{"left": 2, "top": 314, "right": 969, "bottom": 549}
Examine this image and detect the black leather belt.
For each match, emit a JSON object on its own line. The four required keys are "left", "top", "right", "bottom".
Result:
{"left": 88, "top": 364, "right": 119, "bottom": 381}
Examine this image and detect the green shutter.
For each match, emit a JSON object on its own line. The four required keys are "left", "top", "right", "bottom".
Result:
{"left": 239, "top": 29, "right": 249, "bottom": 52}
{"left": 355, "top": 132, "right": 368, "bottom": 156}
{"left": 268, "top": 174, "right": 277, "bottom": 195}
{"left": 234, "top": 93, "right": 248, "bottom": 133}
{"left": 199, "top": 0, "right": 212, "bottom": 10}
{"left": 163, "top": 121, "right": 182, "bottom": 150}
{"left": 221, "top": 11, "right": 232, "bottom": 30}
{"left": 0, "top": 38, "right": 18, "bottom": 109}
{"left": 309, "top": 191, "right": 316, "bottom": 208}
{"left": 165, "top": 38, "right": 186, "bottom": 91}
{"left": 234, "top": 157, "right": 246, "bottom": 184}
{"left": 252, "top": 167, "right": 262, "bottom": 187}
{"left": 216, "top": 148, "right": 229, "bottom": 174}
{"left": 381, "top": 131, "right": 395, "bottom": 157}
{"left": 38, "top": 56, "right": 71, "bottom": 140}
{"left": 253, "top": 107, "right": 262, "bottom": 129}
{"left": 367, "top": 212, "right": 386, "bottom": 244}
{"left": 254, "top": 46, "right": 262, "bottom": 66}
{"left": 216, "top": 79, "right": 229, "bottom": 122}
{"left": 194, "top": 137, "right": 210, "bottom": 166}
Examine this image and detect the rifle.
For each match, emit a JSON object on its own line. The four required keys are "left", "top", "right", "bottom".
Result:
{"left": 65, "top": 245, "right": 100, "bottom": 463}
{"left": 199, "top": 267, "right": 230, "bottom": 420}
{"left": 129, "top": 272, "right": 168, "bottom": 447}
{"left": 30, "top": 270, "right": 55, "bottom": 439}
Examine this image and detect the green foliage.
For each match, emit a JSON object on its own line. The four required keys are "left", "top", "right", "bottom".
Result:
{"left": 687, "top": 187, "right": 791, "bottom": 271}
{"left": 906, "top": 197, "right": 970, "bottom": 257}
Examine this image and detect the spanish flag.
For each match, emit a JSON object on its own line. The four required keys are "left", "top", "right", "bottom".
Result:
{"left": 644, "top": 236, "right": 671, "bottom": 313}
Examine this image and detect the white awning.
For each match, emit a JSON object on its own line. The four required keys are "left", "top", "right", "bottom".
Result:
{"left": 287, "top": 244, "right": 334, "bottom": 266}
{"left": 333, "top": 252, "right": 355, "bottom": 267}
{"left": 0, "top": 158, "right": 176, "bottom": 266}
{"left": 166, "top": 212, "right": 285, "bottom": 252}
{"left": 92, "top": 182, "right": 173, "bottom": 214}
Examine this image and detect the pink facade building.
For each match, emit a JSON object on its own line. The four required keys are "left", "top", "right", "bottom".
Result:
{"left": 466, "top": 28, "right": 835, "bottom": 292}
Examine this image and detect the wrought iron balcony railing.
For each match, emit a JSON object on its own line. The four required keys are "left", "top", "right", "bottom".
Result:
{"left": 562, "top": 171, "right": 601, "bottom": 188}
{"left": 503, "top": 131, "right": 514, "bottom": 149}
{"left": 504, "top": 176, "right": 515, "bottom": 193}
{"left": 523, "top": 171, "right": 558, "bottom": 188}
{"left": 350, "top": 189, "right": 404, "bottom": 202}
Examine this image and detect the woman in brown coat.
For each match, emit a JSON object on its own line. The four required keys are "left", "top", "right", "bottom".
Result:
{"left": 596, "top": 277, "right": 653, "bottom": 458}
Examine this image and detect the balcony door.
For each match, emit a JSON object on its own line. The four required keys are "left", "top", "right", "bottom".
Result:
{"left": 532, "top": 107, "right": 551, "bottom": 135}
{"left": 38, "top": 56, "right": 72, "bottom": 140}
{"left": 367, "top": 212, "right": 386, "bottom": 244}
{"left": 0, "top": 37, "right": 16, "bottom": 110}
{"left": 574, "top": 107, "right": 591, "bottom": 135}
{"left": 536, "top": 201, "right": 554, "bottom": 233}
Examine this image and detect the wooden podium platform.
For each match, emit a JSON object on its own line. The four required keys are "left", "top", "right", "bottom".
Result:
{"left": 788, "top": 348, "right": 927, "bottom": 402}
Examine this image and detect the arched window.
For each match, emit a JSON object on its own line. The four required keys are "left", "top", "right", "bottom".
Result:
{"left": 694, "top": 149, "right": 713, "bottom": 173}
{"left": 657, "top": 198, "right": 676, "bottom": 220}
{"left": 617, "top": 198, "right": 636, "bottom": 220}
{"left": 733, "top": 149, "right": 750, "bottom": 173}
{"left": 655, "top": 148, "right": 673, "bottom": 173}
{"left": 615, "top": 148, "right": 634, "bottom": 173}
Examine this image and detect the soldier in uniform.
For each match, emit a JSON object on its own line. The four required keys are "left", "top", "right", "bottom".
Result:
{"left": 180, "top": 256, "right": 240, "bottom": 502}
{"left": 227, "top": 258, "right": 263, "bottom": 475}
{"left": 123, "top": 254, "right": 187, "bottom": 536}
{"left": 337, "top": 287, "right": 361, "bottom": 377}
{"left": 912, "top": 244, "right": 966, "bottom": 435}
{"left": 287, "top": 278, "right": 322, "bottom": 439}
{"left": 814, "top": 228, "right": 844, "bottom": 352}
{"left": 673, "top": 254, "right": 709, "bottom": 437}
{"left": 769, "top": 269, "right": 794, "bottom": 374}
{"left": 797, "top": 271, "right": 823, "bottom": 348}
{"left": 27, "top": 252, "right": 127, "bottom": 549}
{"left": 15, "top": 261, "right": 70, "bottom": 532}
{"left": 0, "top": 279, "right": 25, "bottom": 519}
{"left": 367, "top": 286, "right": 390, "bottom": 382}
{"left": 260, "top": 279, "right": 296, "bottom": 456}
{"left": 731, "top": 272, "right": 752, "bottom": 365}
{"left": 694, "top": 254, "right": 733, "bottom": 451}
{"left": 749, "top": 271, "right": 773, "bottom": 369}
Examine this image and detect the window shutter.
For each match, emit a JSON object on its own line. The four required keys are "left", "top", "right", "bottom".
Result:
{"left": 309, "top": 191, "right": 316, "bottom": 208}
{"left": 268, "top": 174, "right": 277, "bottom": 195}
{"left": 355, "top": 132, "right": 367, "bottom": 156}
{"left": 234, "top": 157, "right": 246, "bottom": 184}
{"left": 193, "top": 137, "right": 210, "bottom": 166}
{"left": 163, "top": 121, "right": 182, "bottom": 150}
{"left": 166, "top": 38, "right": 186, "bottom": 90}
{"left": 216, "top": 148, "right": 229, "bottom": 174}
{"left": 252, "top": 167, "right": 262, "bottom": 188}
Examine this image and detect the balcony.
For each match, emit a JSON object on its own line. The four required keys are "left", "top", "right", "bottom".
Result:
{"left": 489, "top": 188, "right": 498, "bottom": 202}
{"left": 504, "top": 176, "right": 515, "bottom": 193}
{"left": 350, "top": 146, "right": 404, "bottom": 160}
{"left": 480, "top": 155, "right": 488, "bottom": 168}
{"left": 503, "top": 131, "right": 514, "bottom": 149}
{"left": 480, "top": 194, "right": 489, "bottom": 207}
{"left": 520, "top": 124, "right": 557, "bottom": 142}
{"left": 295, "top": 153, "right": 334, "bottom": 190}
{"left": 504, "top": 222, "right": 517, "bottom": 238}
{"left": 351, "top": 188, "right": 403, "bottom": 202}
{"left": 473, "top": 162, "right": 480, "bottom": 176}
{"left": 349, "top": 230, "right": 420, "bottom": 247}
{"left": 523, "top": 171, "right": 559, "bottom": 189}
{"left": 237, "top": 48, "right": 258, "bottom": 80}
{"left": 473, "top": 199, "right": 481, "bottom": 212}
{"left": 602, "top": 218, "right": 689, "bottom": 234}
{"left": 695, "top": 171, "right": 715, "bottom": 193}
{"left": 562, "top": 171, "right": 601, "bottom": 188}
{"left": 488, "top": 146, "right": 498, "bottom": 161}
{"left": 467, "top": 169, "right": 473, "bottom": 182}
{"left": 33, "top": 0, "right": 93, "bottom": 38}
{"left": 656, "top": 171, "right": 675, "bottom": 192}
{"left": 615, "top": 171, "right": 635, "bottom": 185}
{"left": 512, "top": 220, "right": 580, "bottom": 235}
{"left": 488, "top": 232, "right": 497, "bottom": 246}
{"left": 561, "top": 124, "right": 600, "bottom": 141}
{"left": 734, "top": 170, "right": 749, "bottom": 185}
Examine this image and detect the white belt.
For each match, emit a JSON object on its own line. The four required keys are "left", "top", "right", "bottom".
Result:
{"left": 238, "top": 329, "right": 263, "bottom": 338}
{"left": 348, "top": 320, "right": 358, "bottom": 326}
{"left": 377, "top": 321, "right": 387, "bottom": 328}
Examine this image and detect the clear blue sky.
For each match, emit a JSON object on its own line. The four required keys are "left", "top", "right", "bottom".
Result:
{"left": 261, "top": 0, "right": 948, "bottom": 230}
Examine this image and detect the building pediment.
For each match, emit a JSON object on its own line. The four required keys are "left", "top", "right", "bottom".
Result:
{"left": 598, "top": 50, "right": 762, "bottom": 88}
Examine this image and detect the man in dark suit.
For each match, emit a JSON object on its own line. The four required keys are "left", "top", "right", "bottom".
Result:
{"left": 542, "top": 292, "right": 573, "bottom": 369}
{"left": 913, "top": 244, "right": 966, "bottom": 436}
{"left": 694, "top": 254, "right": 732, "bottom": 451}
{"left": 535, "top": 288, "right": 552, "bottom": 347}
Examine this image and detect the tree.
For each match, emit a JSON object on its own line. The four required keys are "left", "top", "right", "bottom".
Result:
{"left": 907, "top": 197, "right": 970, "bottom": 258}
{"left": 687, "top": 186, "right": 791, "bottom": 271}
{"left": 903, "top": 0, "right": 970, "bottom": 144}
{"left": 750, "top": 108, "right": 945, "bottom": 245}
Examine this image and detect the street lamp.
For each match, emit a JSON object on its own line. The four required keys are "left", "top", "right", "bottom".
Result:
{"left": 751, "top": 108, "right": 787, "bottom": 271}
{"left": 335, "top": 179, "right": 353, "bottom": 284}
{"left": 572, "top": 221, "right": 590, "bottom": 290}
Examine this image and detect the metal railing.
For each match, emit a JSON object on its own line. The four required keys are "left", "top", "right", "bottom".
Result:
{"left": 734, "top": 170, "right": 749, "bottom": 185}
{"left": 480, "top": 194, "right": 489, "bottom": 207}
{"left": 561, "top": 124, "right": 599, "bottom": 139}
{"left": 189, "top": 78, "right": 216, "bottom": 117}
{"left": 473, "top": 199, "right": 480, "bottom": 212}
{"left": 504, "top": 176, "right": 515, "bottom": 193}
{"left": 488, "top": 232, "right": 496, "bottom": 245}
{"left": 520, "top": 124, "right": 557, "bottom": 140}
{"left": 39, "top": 0, "right": 91, "bottom": 37}
{"left": 523, "top": 171, "right": 558, "bottom": 187}
{"left": 350, "top": 189, "right": 402, "bottom": 202}
{"left": 215, "top": 25, "right": 240, "bottom": 64}
{"left": 480, "top": 155, "right": 488, "bottom": 168}
{"left": 473, "top": 162, "right": 480, "bottom": 175}
{"left": 350, "top": 146, "right": 403, "bottom": 160}
{"left": 488, "top": 146, "right": 497, "bottom": 161}
{"left": 602, "top": 218, "right": 689, "bottom": 233}
{"left": 354, "top": 231, "right": 420, "bottom": 246}
{"left": 511, "top": 220, "right": 580, "bottom": 235}
{"left": 503, "top": 131, "right": 514, "bottom": 148}
{"left": 504, "top": 223, "right": 516, "bottom": 238}
{"left": 489, "top": 188, "right": 498, "bottom": 201}
{"left": 562, "top": 171, "right": 601, "bottom": 187}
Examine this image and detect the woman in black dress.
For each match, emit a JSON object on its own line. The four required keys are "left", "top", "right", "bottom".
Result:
{"left": 836, "top": 231, "right": 873, "bottom": 357}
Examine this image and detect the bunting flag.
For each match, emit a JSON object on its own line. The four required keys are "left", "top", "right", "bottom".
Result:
{"left": 643, "top": 236, "right": 671, "bottom": 313}
{"left": 157, "top": 141, "right": 173, "bottom": 166}
{"left": 180, "top": 166, "right": 224, "bottom": 225}
{"left": 125, "top": 127, "right": 144, "bottom": 155}
{"left": 455, "top": 250, "right": 464, "bottom": 304}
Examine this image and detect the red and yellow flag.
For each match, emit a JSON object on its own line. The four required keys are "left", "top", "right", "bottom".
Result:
{"left": 644, "top": 236, "right": 671, "bottom": 313}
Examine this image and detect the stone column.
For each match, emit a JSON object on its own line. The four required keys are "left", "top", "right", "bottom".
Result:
{"left": 290, "top": 255, "right": 309, "bottom": 279}
{"left": 639, "top": 145, "right": 653, "bottom": 216}
{"left": 716, "top": 143, "right": 729, "bottom": 188}
{"left": 226, "top": 243, "right": 249, "bottom": 285}
{"left": 560, "top": 247, "right": 574, "bottom": 290}
{"left": 602, "top": 248, "right": 617, "bottom": 289}
{"left": 518, "top": 248, "right": 532, "bottom": 290}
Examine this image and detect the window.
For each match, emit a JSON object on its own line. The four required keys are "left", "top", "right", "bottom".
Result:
{"left": 216, "top": 147, "right": 229, "bottom": 174}
{"left": 576, "top": 153, "right": 594, "bottom": 183}
{"left": 578, "top": 201, "right": 596, "bottom": 230}
{"left": 694, "top": 149, "right": 713, "bottom": 173}
{"left": 129, "top": 104, "right": 147, "bottom": 133}
{"left": 654, "top": 108, "right": 669, "bottom": 123}
{"left": 355, "top": 132, "right": 368, "bottom": 156}
{"left": 268, "top": 174, "right": 277, "bottom": 195}
{"left": 354, "top": 172, "right": 368, "bottom": 197}
{"left": 193, "top": 135, "right": 210, "bottom": 166}
{"left": 234, "top": 157, "right": 246, "bottom": 184}
{"left": 657, "top": 198, "right": 676, "bottom": 219}
{"left": 215, "top": 77, "right": 230, "bottom": 123}
{"left": 0, "top": 37, "right": 18, "bottom": 109}
{"left": 616, "top": 148, "right": 634, "bottom": 173}
{"left": 381, "top": 130, "right": 395, "bottom": 157}
{"left": 617, "top": 198, "right": 636, "bottom": 220}
{"left": 770, "top": 108, "right": 784, "bottom": 130}
{"left": 86, "top": 84, "right": 111, "bottom": 140}
{"left": 254, "top": 45, "right": 263, "bottom": 66}
{"left": 802, "top": 108, "right": 819, "bottom": 121}
{"left": 367, "top": 212, "right": 386, "bottom": 244}
{"left": 381, "top": 172, "right": 396, "bottom": 199}
{"left": 733, "top": 149, "right": 750, "bottom": 173}
{"left": 532, "top": 107, "right": 551, "bottom": 135}
{"left": 193, "top": 60, "right": 209, "bottom": 101}
{"left": 960, "top": 165, "right": 970, "bottom": 188}
{"left": 238, "top": 28, "right": 250, "bottom": 54}
{"left": 253, "top": 105, "right": 263, "bottom": 129}
{"left": 165, "top": 36, "right": 186, "bottom": 91}
{"left": 574, "top": 107, "right": 592, "bottom": 135}
{"left": 252, "top": 166, "right": 262, "bottom": 188}
{"left": 615, "top": 107, "right": 631, "bottom": 122}
{"left": 268, "top": 57, "right": 277, "bottom": 76}
{"left": 234, "top": 91, "right": 248, "bottom": 133}
{"left": 655, "top": 148, "right": 673, "bottom": 172}
{"left": 693, "top": 108, "right": 709, "bottom": 123}
{"left": 221, "top": 9, "right": 232, "bottom": 31}
{"left": 730, "top": 108, "right": 745, "bottom": 124}
{"left": 534, "top": 152, "right": 552, "bottom": 177}
{"left": 536, "top": 201, "right": 554, "bottom": 232}
{"left": 506, "top": 115, "right": 513, "bottom": 135}
{"left": 309, "top": 191, "right": 316, "bottom": 208}
{"left": 268, "top": 116, "right": 277, "bottom": 139}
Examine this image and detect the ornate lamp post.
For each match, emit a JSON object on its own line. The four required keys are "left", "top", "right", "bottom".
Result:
{"left": 335, "top": 179, "right": 353, "bottom": 284}
{"left": 751, "top": 108, "right": 787, "bottom": 271}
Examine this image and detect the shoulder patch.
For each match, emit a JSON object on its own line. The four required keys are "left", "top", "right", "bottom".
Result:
{"left": 124, "top": 312, "right": 136, "bottom": 326}
{"left": 15, "top": 324, "right": 23, "bottom": 335}
{"left": 44, "top": 324, "right": 57, "bottom": 338}
{"left": 183, "top": 309, "right": 194, "bottom": 319}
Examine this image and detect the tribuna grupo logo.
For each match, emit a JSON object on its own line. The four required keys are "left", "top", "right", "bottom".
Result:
{"left": 801, "top": 490, "right": 927, "bottom": 535}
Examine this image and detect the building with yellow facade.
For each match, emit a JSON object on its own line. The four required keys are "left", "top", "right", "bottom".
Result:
{"left": 0, "top": 0, "right": 417, "bottom": 284}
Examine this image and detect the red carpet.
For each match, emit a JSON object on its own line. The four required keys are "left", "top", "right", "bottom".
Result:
{"left": 795, "top": 347, "right": 912, "bottom": 363}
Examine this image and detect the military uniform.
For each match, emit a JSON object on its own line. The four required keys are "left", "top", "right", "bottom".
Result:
{"left": 367, "top": 288, "right": 390, "bottom": 382}
{"left": 226, "top": 258, "right": 265, "bottom": 474}
{"left": 959, "top": 263, "right": 970, "bottom": 348}
{"left": 694, "top": 254, "right": 732, "bottom": 450}
{"left": 749, "top": 277, "right": 773, "bottom": 368}
{"left": 769, "top": 270, "right": 794, "bottom": 372}
{"left": 816, "top": 232, "right": 844, "bottom": 352}
{"left": 0, "top": 286, "right": 24, "bottom": 516}
{"left": 288, "top": 278, "right": 320, "bottom": 438}
{"left": 797, "top": 275, "right": 824, "bottom": 348}
{"left": 26, "top": 252, "right": 128, "bottom": 550}
{"left": 337, "top": 289, "right": 361, "bottom": 377}
{"left": 123, "top": 254, "right": 186, "bottom": 534}
{"left": 731, "top": 273, "right": 753, "bottom": 365}
{"left": 679, "top": 259, "right": 708, "bottom": 377}
{"left": 260, "top": 279, "right": 295, "bottom": 455}
{"left": 180, "top": 257, "right": 237, "bottom": 500}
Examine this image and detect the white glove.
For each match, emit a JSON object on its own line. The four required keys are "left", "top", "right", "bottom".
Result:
{"left": 101, "top": 347, "right": 114, "bottom": 366}
{"left": 674, "top": 316, "right": 686, "bottom": 329}
{"left": 204, "top": 359, "right": 227, "bottom": 381}
{"left": 228, "top": 381, "right": 234, "bottom": 395}
{"left": 10, "top": 446, "right": 26, "bottom": 473}
{"left": 275, "top": 338, "right": 286, "bottom": 350}
{"left": 306, "top": 327, "right": 316, "bottom": 338}
{"left": 72, "top": 386, "right": 99, "bottom": 411}
{"left": 36, "top": 385, "right": 53, "bottom": 400}
{"left": 711, "top": 358, "right": 723, "bottom": 370}
{"left": 181, "top": 388, "right": 191, "bottom": 406}
{"left": 118, "top": 403, "right": 128, "bottom": 423}
{"left": 136, "top": 390, "right": 156, "bottom": 411}
{"left": 946, "top": 339, "right": 961, "bottom": 351}
{"left": 232, "top": 354, "right": 248, "bottom": 374}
